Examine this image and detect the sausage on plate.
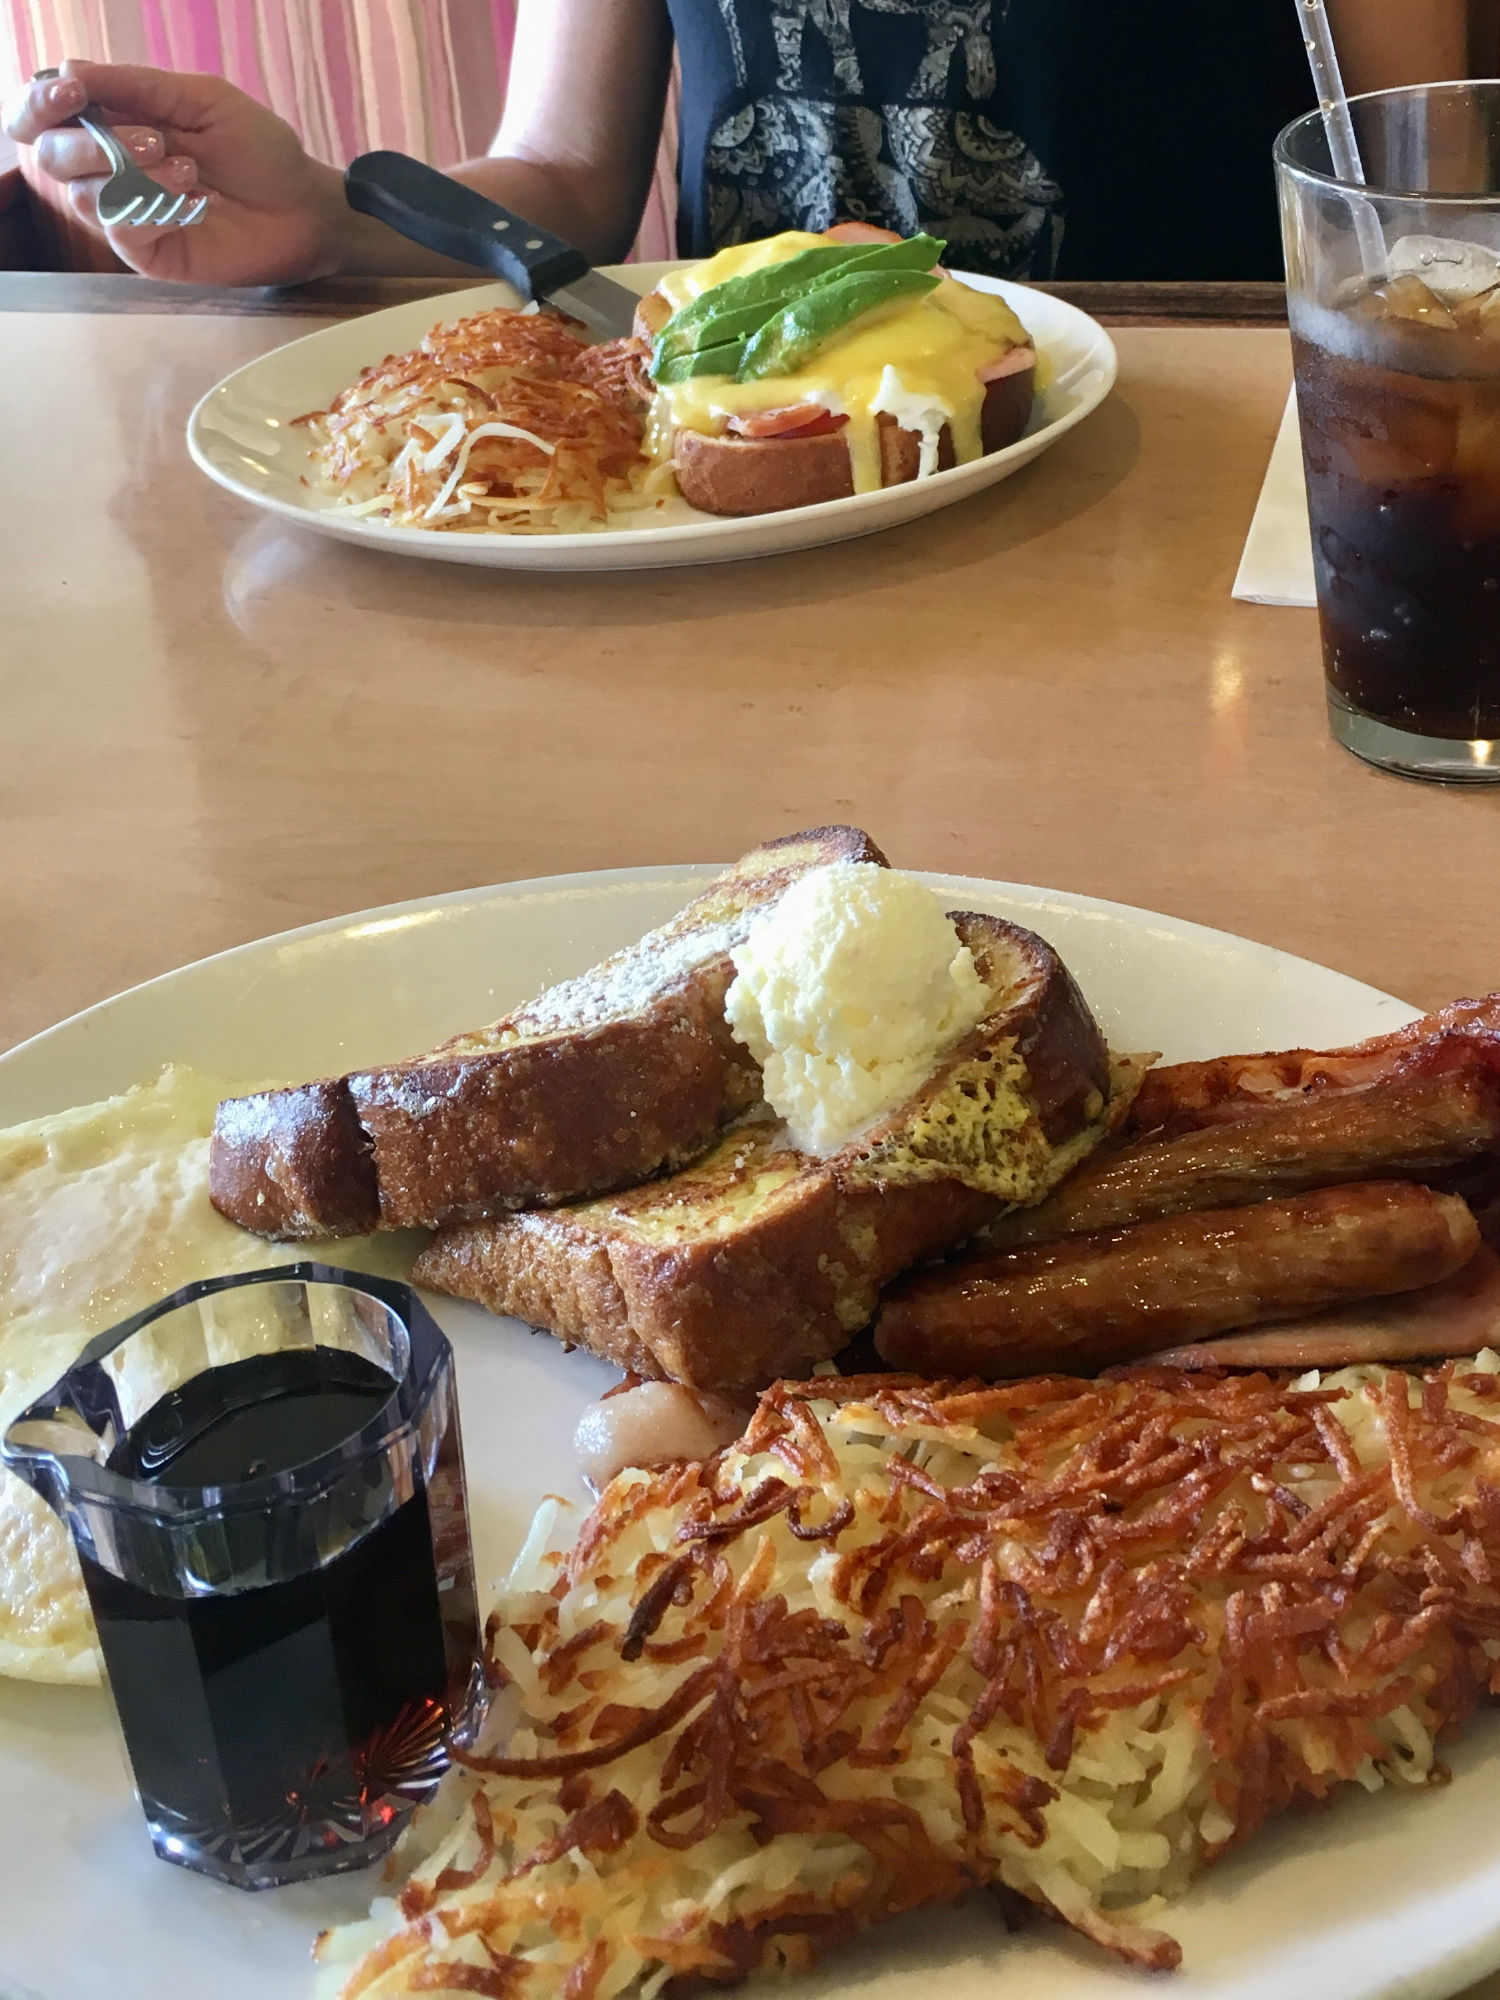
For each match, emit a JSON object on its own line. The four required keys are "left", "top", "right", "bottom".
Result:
{"left": 987, "top": 1067, "right": 1500, "bottom": 1251}
{"left": 1140, "top": 1241, "right": 1500, "bottom": 1371}
{"left": 874, "top": 1182, "right": 1480, "bottom": 1380}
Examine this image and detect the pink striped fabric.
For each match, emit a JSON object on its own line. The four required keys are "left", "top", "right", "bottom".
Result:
{"left": 2, "top": 0, "right": 680, "bottom": 265}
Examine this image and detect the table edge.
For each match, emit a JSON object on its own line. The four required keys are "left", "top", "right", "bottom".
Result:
{"left": 0, "top": 269, "right": 1289, "bottom": 327}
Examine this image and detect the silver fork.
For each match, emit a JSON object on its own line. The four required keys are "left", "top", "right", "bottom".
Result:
{"left": 34, "top": 66, "right": 207, "bottom": 227}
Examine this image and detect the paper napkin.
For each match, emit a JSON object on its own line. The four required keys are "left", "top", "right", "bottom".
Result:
{"left": 1232, "top": 389, "right": 1316, "bottom": 607}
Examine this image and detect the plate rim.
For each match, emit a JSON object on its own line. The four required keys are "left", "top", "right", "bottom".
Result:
{"left": 184, "top": 263, "right": 1118, "bottom": 562}
{"left": 0, "top": 862, "right": 1415, "bottom": 1117}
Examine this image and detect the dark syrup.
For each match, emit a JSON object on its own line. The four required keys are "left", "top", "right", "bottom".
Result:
{"left": 80, "top": 1346, "right": 477, "bottom": 1882}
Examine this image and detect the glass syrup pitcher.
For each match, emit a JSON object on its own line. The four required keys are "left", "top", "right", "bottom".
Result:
{"left": 2, "top": 1264, "right": 485, "bottom": 1889}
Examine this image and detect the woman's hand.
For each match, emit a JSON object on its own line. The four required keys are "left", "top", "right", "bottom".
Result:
{"left": 2, "top": 59, "right": 353, "bottom": 285}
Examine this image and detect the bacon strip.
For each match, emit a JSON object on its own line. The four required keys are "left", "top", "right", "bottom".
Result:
{"left": 1125, "top": 994, "right": 1500, "bottom": 1140}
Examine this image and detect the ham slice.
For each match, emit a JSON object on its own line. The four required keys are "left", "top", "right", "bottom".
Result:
{"left": 1142, "top": 1242, "right": 1500, "bottom": 1371}
{"left": 821, "top": 221, "right": 903, "bottom": 245}
{"left": 727, "top": 407, "right": 850, "bottom": 438}
{"left": 977, "top": 345, "right": 1036, "bottom": 381}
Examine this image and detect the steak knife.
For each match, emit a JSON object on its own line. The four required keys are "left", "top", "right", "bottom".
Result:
{"left": 344, "top": 151, "right": 642, "bottom": 340}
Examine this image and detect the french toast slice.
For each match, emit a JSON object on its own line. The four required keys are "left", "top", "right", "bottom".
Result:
{"left": 210, "top": 826, "right": 887, "bottom": 1239}
{"left": 414, "top": 913, "right": 1121, "bottom": 1390}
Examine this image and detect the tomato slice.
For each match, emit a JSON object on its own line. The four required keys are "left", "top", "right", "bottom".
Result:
{"left": 727, "top": 406, "right": 850, "bottom": 439}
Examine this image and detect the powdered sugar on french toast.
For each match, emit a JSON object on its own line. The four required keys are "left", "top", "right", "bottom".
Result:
{"left": 500, "top": 919, "right": 747, "bottom": 1038}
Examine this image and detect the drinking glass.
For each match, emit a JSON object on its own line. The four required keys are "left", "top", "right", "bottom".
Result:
{"left": 2, "top": 1265, "right": 485, "bottom": 1889}
{"left": 1276, "top": 81, "right": 1500, "bottom": 781}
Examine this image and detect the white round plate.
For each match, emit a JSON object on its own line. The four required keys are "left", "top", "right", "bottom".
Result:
{"left": 186, "top": 262, "right": 1116, "bottom": 570}
{"left": 3, "top": 868, "right": 1497, "bottom": 2000}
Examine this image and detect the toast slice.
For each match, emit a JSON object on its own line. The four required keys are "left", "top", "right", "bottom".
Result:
{"left": 414, "top": 913, "right": 1120, "bottom": 1390}
{"left": 209, "top": 826, "right": 887, "bottom": 1239}
{"left": 670, "top": 371, "right": 1035, "bottom": 517}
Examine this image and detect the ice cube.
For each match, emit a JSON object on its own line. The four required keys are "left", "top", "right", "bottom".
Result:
{"left": 1334, "top": 366, "right": 1461, "bottom": 484}
{"left": 1355, "top": 273, "right": 1459, "bottom": 332}
{"left": 1388, "top": 234, "right": 1500, "bottom": 304}
{"left": 1454, "top": 395, "right": 1500, "bottom": 483}
{"left": 1454, "top": 283, "right": 1500, "bottom": 341}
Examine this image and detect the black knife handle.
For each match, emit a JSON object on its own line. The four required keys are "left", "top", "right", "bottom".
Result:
{"left": 344, "top": 151, "right": 590, "bottom": 298}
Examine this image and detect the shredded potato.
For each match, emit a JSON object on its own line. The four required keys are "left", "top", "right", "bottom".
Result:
{"left": 300, "top": 309, "right": 656, "bottom": 534}
{"left": 316, "top": 1356, "right": 1500, "bottom": 1996}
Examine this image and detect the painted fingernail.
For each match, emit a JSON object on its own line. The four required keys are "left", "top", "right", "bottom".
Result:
{"left": 46, "top": 78, "right": 84, "bottom": 109}
{"left": 164, "top": 155, "right": 196, "bottom": 184}
{"left": 129, "top": 132, "right": 164, "bottom": 161}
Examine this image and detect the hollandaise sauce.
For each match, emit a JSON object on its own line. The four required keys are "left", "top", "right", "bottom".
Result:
{"left": 650, "top": 231, "right": 1033, "bottom": 494}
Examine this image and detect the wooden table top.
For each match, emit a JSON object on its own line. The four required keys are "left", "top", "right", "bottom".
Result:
{"left": 2, "top": 269, "right": 1496, "bottom": 1065}
{"left": 3, "top": 271, "right": 1500, "bottom": 2000}
{"left": 5, "top": 268, "right": 1496, "bottom": 1064}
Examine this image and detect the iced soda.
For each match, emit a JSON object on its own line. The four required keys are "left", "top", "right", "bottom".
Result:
{"left": 1290, "top": 241, "right": 1500, "bottom": 749}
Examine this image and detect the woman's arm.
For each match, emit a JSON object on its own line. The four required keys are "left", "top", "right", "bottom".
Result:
{"left": 3, "top": 0, "right": 672, "bottom": 285}
{"left": 340, "top": 0, "right": 674, "bottom": 274}
{"left": 1325, "top": 0, "right": 1469, "bottom": 95}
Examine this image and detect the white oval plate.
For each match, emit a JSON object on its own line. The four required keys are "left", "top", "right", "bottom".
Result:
{"left": 186, "top": 263, "right": 1116, "bottom": 571}
{"left": 4, "top": 868, "right": 1498, "bottom": 2000}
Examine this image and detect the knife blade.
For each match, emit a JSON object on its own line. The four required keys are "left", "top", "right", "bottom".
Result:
{"left": 344, "top": 151, "right": 643, "bottom": 340}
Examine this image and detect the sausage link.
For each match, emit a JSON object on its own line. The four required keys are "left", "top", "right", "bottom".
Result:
{"left": 875, "top": 1183, "right": 1480, "bottom": 1380}
{"left": 987, "top": 1068, "right": 1500, "bottom": 1251}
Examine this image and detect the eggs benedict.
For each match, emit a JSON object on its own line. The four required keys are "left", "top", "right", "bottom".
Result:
{"left": 637, "top": 226, "right": 1037, "bottom": 516}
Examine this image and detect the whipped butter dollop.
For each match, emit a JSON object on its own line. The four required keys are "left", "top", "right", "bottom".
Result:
{"left": 725, "top": 862, "right": 989, "bottom": 1156}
